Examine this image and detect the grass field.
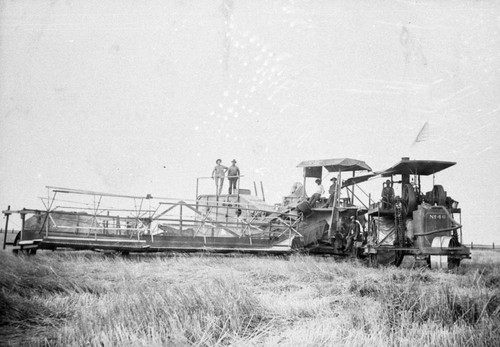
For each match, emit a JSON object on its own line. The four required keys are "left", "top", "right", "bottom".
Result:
{"left": 0, "top": 248, "right": 499, "bottom": 346}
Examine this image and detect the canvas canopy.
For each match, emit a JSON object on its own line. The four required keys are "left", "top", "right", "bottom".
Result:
{"left": 342, "top": 159, "right": 456, "bottom": 186}
{"left": 380, "top": 159, "right": 456, "bottom": 176}
{"left": 297, "top": 158, "right": 372, "bottom": 178}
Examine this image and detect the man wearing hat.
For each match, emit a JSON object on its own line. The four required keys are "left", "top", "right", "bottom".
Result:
{"left": 227, "top": 159, "right": 241, "bottom": 194}
{"left": 322, "top": 177, "right": 338, "bottom": 208}
{"left": 308, "top": 178, "right": 325, "bottom": 208}
{"left": 212, "top": 159, "right": 228, "bottom": 195}
{"left": 345, "top": 215, "right": 363, "bottom": 253}
{"left": 381, "top": 179, "right": 395, "bottom": 209}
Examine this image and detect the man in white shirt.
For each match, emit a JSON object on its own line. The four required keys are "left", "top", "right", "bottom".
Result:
{"left": 211, "top": 159, "right": 228, "bottom": 195}
{"left": 308, "top": 178, "right": 325, "bottom": 207}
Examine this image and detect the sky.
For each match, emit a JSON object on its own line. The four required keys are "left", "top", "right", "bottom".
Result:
{"left": 1, "top": 0, "right": 499, "bottom": 244}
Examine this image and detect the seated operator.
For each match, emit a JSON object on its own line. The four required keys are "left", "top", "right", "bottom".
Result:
{"left": 308, "top": 179, "right": 325, "bottom": 207}
{"left": 381, "top": 179, "right": 395, "bottom": 209}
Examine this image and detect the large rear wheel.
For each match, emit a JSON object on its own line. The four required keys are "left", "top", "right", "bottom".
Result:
{"left": 402, "top": 184, "right": 416, "bottom": 216}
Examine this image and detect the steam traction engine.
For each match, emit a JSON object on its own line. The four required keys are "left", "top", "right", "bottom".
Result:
{"left": 364, "top": 158, "right": 470, "bottom": 269}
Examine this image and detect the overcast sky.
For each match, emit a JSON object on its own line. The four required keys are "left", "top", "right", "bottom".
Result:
{"left": 1, "top": 0, "right": 499, "bottom": 244}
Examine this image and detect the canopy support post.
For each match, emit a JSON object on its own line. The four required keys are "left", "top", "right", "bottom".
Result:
{"left": 2, "top": 206, "right": 10, "bottom": 250}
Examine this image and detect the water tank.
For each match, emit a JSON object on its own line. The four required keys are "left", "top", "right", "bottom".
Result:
{"left": 413, "top": 206, "right": 452, "bottom": 248}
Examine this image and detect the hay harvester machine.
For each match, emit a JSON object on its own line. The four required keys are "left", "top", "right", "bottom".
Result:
{"left": 2, "top": 184, "right": 302, "bottom": 256}
{"left": 2, "top": 157, "right": 470, "bottom": 269}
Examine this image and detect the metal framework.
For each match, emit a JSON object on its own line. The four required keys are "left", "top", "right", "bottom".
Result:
{"left": 3, "top": 186, "right": 302, "bottom": 254}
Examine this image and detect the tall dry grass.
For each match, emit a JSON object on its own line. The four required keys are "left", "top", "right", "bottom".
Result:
{"left": 0, "top": 250, "right": 499, "bottom": 346}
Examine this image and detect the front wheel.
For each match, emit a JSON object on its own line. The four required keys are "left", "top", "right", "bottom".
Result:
{"left": 12, "top": 232, "right": 37, "bottom": 255}
{"left": 430, "top": 236, "right": 461, "bottom": 270}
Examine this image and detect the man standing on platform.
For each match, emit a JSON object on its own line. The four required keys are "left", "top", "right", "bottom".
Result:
{"left": 322, "top": 177, "right": 338, "bottom": 208}
{"left": 212, "top": 159, "right": 228, "bottom": 195}
{"left": 227, "top": 159, "right": 240, "bottom": 194}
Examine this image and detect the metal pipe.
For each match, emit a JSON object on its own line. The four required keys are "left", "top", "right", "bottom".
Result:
{"left": 260, "top": 181, "right": 265, "bottom": 202}
{"left": 413, "top": 225, "right": 461, "bottom": 237}
{"left": 2, "top": 206, "right": 10, "bottom": 250}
